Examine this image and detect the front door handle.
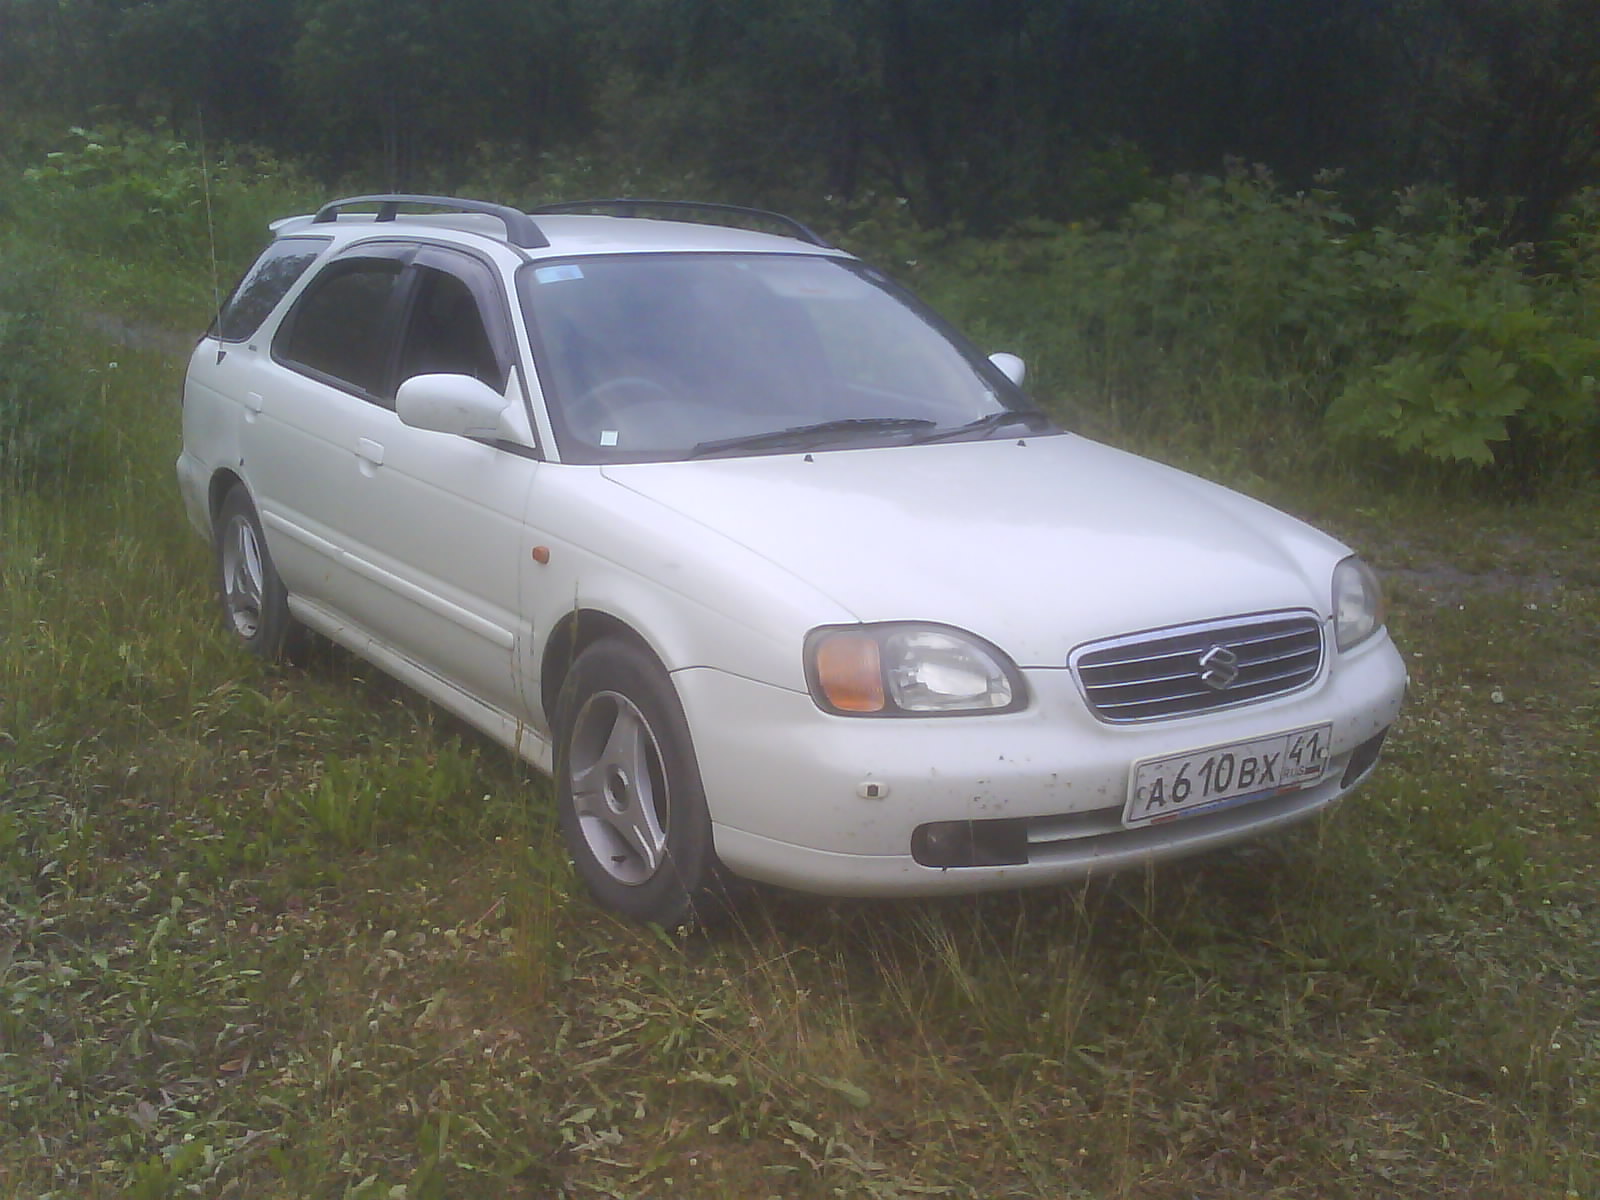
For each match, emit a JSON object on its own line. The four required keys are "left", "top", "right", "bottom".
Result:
{"left": 357, "top": 437, "right": 385, "bottom": 476}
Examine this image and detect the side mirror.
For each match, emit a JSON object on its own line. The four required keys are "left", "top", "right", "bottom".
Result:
{"left": 988, "top": 352, "right": 1026, "bottom": 387}
{"left": 396, "top": 373, "right": 511, "bottom": 439}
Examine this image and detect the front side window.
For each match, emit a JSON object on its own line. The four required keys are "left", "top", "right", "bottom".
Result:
{"left": 396, "top": 265, "right": 504, "bottom": 390}
{"left": 214, "top": 237, "right": 327, "bottom": 342}
{"left": 274, "top": 257, "right": 405, "bottom": 398}
{"left": 518, "top": 253, "right": 1038, "bottom": 463}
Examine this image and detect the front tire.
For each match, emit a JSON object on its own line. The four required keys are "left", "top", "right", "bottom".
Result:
{"left": 554, "top": 639, "right": 717, "bottom": 926}
{"left": 215, "top": 487, "right": 304, "bottom": 661}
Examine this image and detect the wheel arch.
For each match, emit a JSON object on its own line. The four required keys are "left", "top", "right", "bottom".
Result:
{"left": 540, "top": 608, "right": 665, "bottom": 726}
{"left": 208, "top": 468, "right": 248, "bottom": 531}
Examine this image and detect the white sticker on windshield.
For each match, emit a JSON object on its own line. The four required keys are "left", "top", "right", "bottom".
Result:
{"left": 599, "top": 430, "right": 619, "bottom": 446}
{"left": 535, "top": 264, "right": 584, "bottom": 284}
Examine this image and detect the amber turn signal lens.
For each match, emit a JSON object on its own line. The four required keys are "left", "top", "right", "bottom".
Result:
{"left": 814, "top": 631, "right": 885, "bottom": 713}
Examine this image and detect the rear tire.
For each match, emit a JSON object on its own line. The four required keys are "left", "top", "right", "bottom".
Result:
{"left": 215, "top": 487, "right": 304, "bottom": 661}
{"left": 554, "top": 638, "right": 718, "bottom": 927}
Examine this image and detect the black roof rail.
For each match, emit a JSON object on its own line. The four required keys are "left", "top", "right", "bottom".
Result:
{"left": 311, "top": 194, "right": 549, "bottom": 249}
{"left": 531, "top": 198, "right": 833, "bottom": 248}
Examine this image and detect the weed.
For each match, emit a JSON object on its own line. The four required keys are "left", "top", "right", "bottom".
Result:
{"left": 0, "top": 240, "right": 82, "bottom": 482}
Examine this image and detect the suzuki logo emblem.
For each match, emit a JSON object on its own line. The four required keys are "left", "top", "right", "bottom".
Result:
{"left": 1198, "top": 644, "right": 1241, "bottom": 690}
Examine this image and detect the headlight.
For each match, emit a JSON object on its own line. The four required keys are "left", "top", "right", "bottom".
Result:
{"left": 1332, "top": 556, "right": 1385, "bottom": 651}
{"left": 805, "top": 623, "right": 1026, "bottom": 716}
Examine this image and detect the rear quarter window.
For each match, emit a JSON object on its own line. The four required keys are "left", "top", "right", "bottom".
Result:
{"left": 214, "top": 237, "right": 328, "bottom": 342}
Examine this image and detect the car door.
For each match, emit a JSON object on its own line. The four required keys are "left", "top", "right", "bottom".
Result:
{"left": 246, "top": 243, "right": 413, "bottom": 626}
{"left": 334, "top": 246, "right": 539, "bottom": 719}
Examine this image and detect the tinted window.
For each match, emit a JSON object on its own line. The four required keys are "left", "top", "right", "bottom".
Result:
{"left": 276, "top": 258, "right": 404, "bottom": 397}
{"left": 396, "top": 266, "right": 502, "bottom": 389}
{"left": 215, "top": 238, "right": 326, "bottom": 341}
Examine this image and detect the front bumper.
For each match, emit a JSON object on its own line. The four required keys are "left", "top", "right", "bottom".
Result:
{"left": 676, "top": 629, "right": 1406, "bottom": 897}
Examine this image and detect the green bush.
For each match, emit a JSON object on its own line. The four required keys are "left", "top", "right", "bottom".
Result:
{"left": 1327, "top": 202, "right": 1600, "bottom": 468}
{"left": 897, "top": 168, "right": 1370, "bottom": 462}
{"left": 904, "top": 168, "right": 1599, "bottom": 481}
{"left": 19, "top": 123, "right": 317, "bottom": 269}
{"left": 0, "top": 243, "right": 81, "bottom": 482}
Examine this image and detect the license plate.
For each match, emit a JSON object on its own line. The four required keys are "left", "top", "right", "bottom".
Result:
{"left": 1125, "top": 724, "right": 1331, "bottom": 827}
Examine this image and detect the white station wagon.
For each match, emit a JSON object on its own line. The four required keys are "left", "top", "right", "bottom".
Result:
{"left": 178, "top": 195, "right": 1407, "bottom": 925}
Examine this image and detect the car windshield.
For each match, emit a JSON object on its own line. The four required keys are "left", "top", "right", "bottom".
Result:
{"left": 517, "top": 253, "right": 1044, "bottom": 462}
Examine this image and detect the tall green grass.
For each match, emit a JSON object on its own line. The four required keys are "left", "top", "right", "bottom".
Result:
{"left": 0, "top": 241, "right": 84, "bottom": 482}
{"left": 7, "top": 124, "right": 323, "bottom": 332}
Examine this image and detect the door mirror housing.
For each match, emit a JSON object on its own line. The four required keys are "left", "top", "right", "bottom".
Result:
{"left": 397, "top": 373, "right": 515, "bottom": 440}
{"left": 988, "top": 352, "right": 1026, "bottom": 387}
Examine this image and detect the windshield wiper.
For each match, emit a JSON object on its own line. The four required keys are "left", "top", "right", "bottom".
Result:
{"left": 688, "top": 417, "right": 936, "bottom": 459}
{"left": 911, "top": 409, "right": 1054, "bottom": 444}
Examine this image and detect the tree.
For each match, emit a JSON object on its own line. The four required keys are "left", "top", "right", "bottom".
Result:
{"left": 1396, "top": 0, "right": 1600, "bottom": 241}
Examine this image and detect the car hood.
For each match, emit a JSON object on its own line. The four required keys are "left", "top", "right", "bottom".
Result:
{"left": 601, "top": 434, "right": 1350, "bottom": 667}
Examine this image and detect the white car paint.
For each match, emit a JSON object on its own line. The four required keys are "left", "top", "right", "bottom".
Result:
{"left": 597, "top": 436, "right": 1349, "bottom": 668}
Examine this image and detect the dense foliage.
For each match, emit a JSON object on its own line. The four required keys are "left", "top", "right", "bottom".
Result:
{"left": 4, "top": 0, "right": 1600, "bottom": 239}
{"left": 898, "top": 171, "right": 1600, "bottom": 478}
{"left": 17, "top": 125, "right": 314, "bottom": 264}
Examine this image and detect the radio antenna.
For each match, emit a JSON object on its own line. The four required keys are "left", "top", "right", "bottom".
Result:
{"left": 196, "top": 107, "right": 225, "bottom": 363}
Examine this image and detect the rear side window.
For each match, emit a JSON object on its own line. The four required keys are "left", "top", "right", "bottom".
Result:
{"left": 275, "top": 257, "right": 405, "bottom": 398}
{"left": 214, "top": 238, "right": 327, "bottom": 342}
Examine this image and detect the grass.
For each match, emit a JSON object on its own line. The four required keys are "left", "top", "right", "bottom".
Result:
{"left": 1, "top": 251, "right": 1597, "bottom": 1199}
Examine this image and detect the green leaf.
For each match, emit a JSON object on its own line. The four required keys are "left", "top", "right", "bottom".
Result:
{"left": 812, "top": 1074, "right": 871, "bottom": 1108}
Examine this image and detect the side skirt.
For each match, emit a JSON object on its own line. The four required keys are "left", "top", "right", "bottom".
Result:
{"left": 289, "top": 595, "right": 555, "bottom": 774}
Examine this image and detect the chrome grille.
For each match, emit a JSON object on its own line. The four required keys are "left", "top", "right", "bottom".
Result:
{"left": 1072, "top": 611, "right": 1323, "bottom": 722}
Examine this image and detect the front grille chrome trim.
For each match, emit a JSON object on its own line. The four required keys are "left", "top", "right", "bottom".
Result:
{"left": 1071, "top": 610, "right": 1325, "bottom": 723}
